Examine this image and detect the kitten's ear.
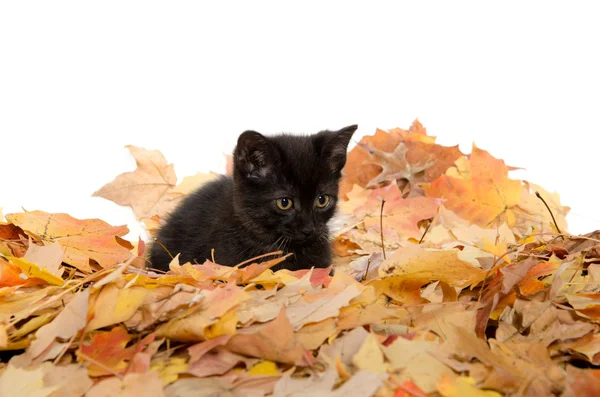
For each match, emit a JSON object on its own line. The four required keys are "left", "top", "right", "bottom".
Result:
{"left": 321, "top": 124, "right": 358, "bottom": 174}
{"left": 234, "top": 130, "right": 278, "bottom": 179}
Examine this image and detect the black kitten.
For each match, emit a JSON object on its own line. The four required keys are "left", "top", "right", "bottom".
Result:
{"left": 149, "top": 125, "right": 357, "bottom": 272}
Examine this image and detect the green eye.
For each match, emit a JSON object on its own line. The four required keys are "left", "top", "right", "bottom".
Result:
{"left": 315, "top": 194, "right": 330, "bottom": 208}
{"left": 276, "top": 198, "right": 293, "bottom": 210}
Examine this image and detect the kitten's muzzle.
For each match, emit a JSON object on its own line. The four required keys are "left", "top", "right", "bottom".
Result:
{"left": 301, "top": 228, "right": 313, "bottom": 237}
{"left": 293, "top": 227, "right": 315, "bottom": 242}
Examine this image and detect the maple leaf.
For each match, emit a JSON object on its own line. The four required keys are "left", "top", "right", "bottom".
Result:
{"left": 78, "top": 327, "right": 134, "bottom": 376}
{"left": 437, "top": 375, "right": 502, "bottom": 397}
{"left": 352, "top": 333, "right": 388, "bottom": 373}
{"left": 0, "top": 363, "right": 60, "bottom": 397}
{"left": 6, "top": 211, "right": 132, "bottom": 272}
{"left": 226, "top": 308, "right": 310, "bottom": 365}
{"left": 6, "top": 256, "right": 65, "bottom": 286}
{"left": 425, "top": 144, "right": 522, "bottom": 227}
{"left": 87, "top": 284, "right": 148, "bottom": 331}
{"left": 340, "top": 120, "right": 463, "bottom": 197}
{"left": 86, "top": 371, "right": 166, "bottom": 397}
{"left": 93, "top": 146, "right": 219, "bottom": 234}
{"left": 349, "top": 183, "right": 440, "bottom": 240}
{"left": 360, "top": 141, "right": 437, "bottom": 189}
{"left": 92, "top": 145, "right": 177, "bottom": 220}
{"left": 453, "top": 327, "right": 565, "bottom": 396}
{"left": 186, "top": 347, "right": 258, "bottom": 377}
{"left": 378, "top": 245, "right": 487, "bottom": 289}
{"left": 23, "top": 241, "right": 64, "bottom": 278}
{"left": 340, "top": 128, "right": 403, "bottom": 198}
{"left": 565, "top": 366, "right": 600, "bottom": 397}
{"left": 17, "top": 289, "right": 89, "bottom": 365}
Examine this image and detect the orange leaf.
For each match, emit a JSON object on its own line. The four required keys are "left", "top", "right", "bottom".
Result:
{"left": 0, "top": 257, "right": 27, "bottom": 287}
{"left": 226, "top": 308, "right": 311, "bottom": 365}
{"left": 79, "top": 327, "right": 134, "bottom": 376}
{"left": 425, "top": 144, "right": 521, "bottom": 227}
{"left": 340, "top": 128, "right": 403, "bottom": 198}
{"left": 518, "top": 258, "right": 561, "bottom": 296}
{"left": 355, "top": 183, "right": 440, "bottom": 239}
{"left": 6, "top": 211, "right": 132, "bottom": 272}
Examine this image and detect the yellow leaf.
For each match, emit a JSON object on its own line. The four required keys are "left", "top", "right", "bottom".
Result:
{"left": 378, "top": 245, "right": 487, "bottom": 288}
{"left": 9, "top": 313, "right": 56, "bottom": 340}
{"left": 248, "top": 268, "right": 300, "bottom": 287}
{"left": 352, "top": 333, "right": 388, "bottom": 373}
{"left": 437, "top": 375, "right": 502, "bottom": 397}
{"left": 425, "top": 144, "right": 521, "bottom": 227}
{"left": 0, "top": 364, "right": 59, "bottom": 397}
{"left": 7, "top": 256, "right": 64, "bottom": 286}
{"left": 248, "top": 360, "right": 279, "bottom": 375}
{"left": 203, "top": 310, "right": 238, "bottom": 339}
{"left": 150, "top": 357, "right": 189, "bottom": 386}
{"left": 86, "top": 284, "right": 147, "bottom": 331}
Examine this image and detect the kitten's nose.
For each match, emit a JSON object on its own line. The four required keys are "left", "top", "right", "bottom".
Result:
{"left": 301, "top": 228, "right": 313, "bottom": 237}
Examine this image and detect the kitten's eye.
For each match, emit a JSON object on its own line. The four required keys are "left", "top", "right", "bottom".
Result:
{"left": 276, "top": 198, "right": 293, "bottom": 210}
{"left": 315, "top": 194, "right": 330, "bottom": 208}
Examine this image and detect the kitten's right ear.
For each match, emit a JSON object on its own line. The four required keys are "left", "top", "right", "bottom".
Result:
{"left": 234, "top": 130, "right": 277, "bottom": 179}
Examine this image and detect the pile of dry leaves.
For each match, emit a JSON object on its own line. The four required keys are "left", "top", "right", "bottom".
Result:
{"left": 1, "top": 120, "right": 598, "bottom": 396}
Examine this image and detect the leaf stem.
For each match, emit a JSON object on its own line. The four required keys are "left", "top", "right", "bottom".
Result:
{"left": 418, "top": 222, "right": 431, "bottom": 244}
{"left": 535, "top": 191, "right": 564, "bottom": 240}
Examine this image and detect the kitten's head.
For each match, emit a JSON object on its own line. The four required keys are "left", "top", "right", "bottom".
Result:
{"left": 232, "top": 125, "right": 357, "bottom": 245}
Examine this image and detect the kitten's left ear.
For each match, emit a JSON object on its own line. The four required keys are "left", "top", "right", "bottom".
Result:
{"left": 234, "top": 130, "right": 279, "bottom": 179}
{"left": 321, "top": 124, "right": 358, "bottom": 173}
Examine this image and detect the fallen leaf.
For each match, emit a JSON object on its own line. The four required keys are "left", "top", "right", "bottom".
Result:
{"left": 226, "top": 309, "right": 310, "bottom": 365}
{"left": 437, "top": 375, "right": 502, "bottom": 397}
{"left": 425, "top": 144, "right": 521, "bottom": 227}
{"left": 0, "top": 363, "right": 59, "bottom": 397}
{"left": 86, "top": 284, "right": 148, "bottom": 331}
{"left": 86, "top": 371, "right": 166, "bottom": 397}
{"left": 378, "top": 245, "right": 487, "bottom": 288}
{"left": 92, "top": 145, "right": 177, "bottom": 220}
{"left": 351, "top": 332, "right": 388, "bottom": 373}
{"left": 26, "top": 288, "right": 90, "bottom": 362}
{"left": 6, "top": 211, "right": 132, "bottom": 272}
{"left": 23, "top": 241, "right": 64, "bottom": 277}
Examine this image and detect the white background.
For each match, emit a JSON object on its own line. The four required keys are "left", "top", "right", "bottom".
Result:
{"left": 1, "top": 1, "right": 599, "bottom": 241}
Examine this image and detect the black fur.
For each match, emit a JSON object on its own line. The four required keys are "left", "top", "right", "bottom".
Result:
{"left": 149, "top": 125, "right": 357, "bottom": 272}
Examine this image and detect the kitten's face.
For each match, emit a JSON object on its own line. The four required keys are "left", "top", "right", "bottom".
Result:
{"left": 232, "top": 126, "right": 357, "bottom": 244}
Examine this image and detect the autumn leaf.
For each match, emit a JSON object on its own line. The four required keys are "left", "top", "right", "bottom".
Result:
{"left": 437, "top": 375, "right": 502, "bottom": 397}
{"left": 6, "top": 256, "right": 65, "bottom": 286}
{"left": 2, "top": 120, "right": 594, "bottom": 397}
{"left": 19, "top": 289, "right": 90, "bottom": 365}
{"left": 86, "top": 371, "right": 165, "bottom": 397}
{"left": 0, "top": 363, "right": 60, "bottom": 397}
{"left": 93, "top": 145, "right": 177, "bottom": 220}
{"left": 425, "top": 144, "right": 522, "bottom": 227}
{"left": 226, "top": 308, "right": 311, "bottom": 365}
{"left": 78, "top": 327, "right": 134, "bottom": 376}
{"left": 87, "top": 284, "right": 148, "bottom": 331}
{"left": 92, "top": 146, "right": 219, "bottom": 236}
{"left": 352, "top": 183, "right": 440, "bottom": 239}
{"left": 6, "top": 211, "right": 132, "bottom": 272}
{"left": 378, "top": 244, "right": 487, "bottom": 288}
